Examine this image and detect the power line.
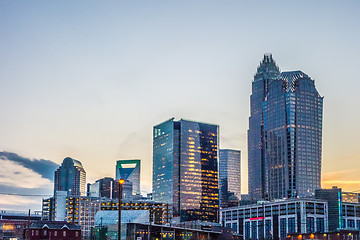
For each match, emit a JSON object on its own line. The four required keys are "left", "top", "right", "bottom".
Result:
{"left": 0, "top": 192, "right": 52, "bottom": 197}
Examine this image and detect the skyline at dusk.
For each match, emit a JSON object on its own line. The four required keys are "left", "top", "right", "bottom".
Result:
{"left": 1, "top": 1, "right": 360, "bottom": 211}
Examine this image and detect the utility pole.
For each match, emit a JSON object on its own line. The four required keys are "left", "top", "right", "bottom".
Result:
{"left": 118, "top": 179, "right": 124, "bottom": 240}
{"left": 25, "top": 209, "right": 30, "bottom": 239}
{"left": 27, "top": 209, "right": 30, "bottom": 228}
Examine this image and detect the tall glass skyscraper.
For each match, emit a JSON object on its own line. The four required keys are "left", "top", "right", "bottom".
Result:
{"left": 219, "top": 149, "right": 241, "bottom": 207}
{"left": 248, "top": 55, "right": 323, "bottom": 200}
{"left": 248, "top": 54, "right": 280, "bottom": 200}
{"left": 54, "top": 157, "right": 86, "bottom": 196}
{"left": 115, "top": 159, "right": 141, "bottom": 195}
{"left": 264, "top": 71, "right": 323, "bottom": 199}
{"left": 153, "top": 118, "right": 219, "bottom": 222}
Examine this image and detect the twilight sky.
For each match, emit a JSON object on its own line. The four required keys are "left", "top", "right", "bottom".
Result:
{"left": 0, "top": 1, "right": 359, "bottom": 211}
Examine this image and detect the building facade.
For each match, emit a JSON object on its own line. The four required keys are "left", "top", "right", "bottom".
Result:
{"left": 115, "top": 159, "right": 141, "bottom": 195}
{"left": 91, "top": 221, "right": 236, "bottom": 240}
{"left": 87, "top": 177, "right": 122, "bottom": 199}
{"left": 248, "top": 55, "right": 323, "bottom": 200}
{"left": 264, "top": 71, "right": 323, "bottom": 199}
{"left": 219, "top": 149, "right": 241, "bottom": 207}
{"left": 316, "top": 187, "right": 360, "bottom": 232}
{"left": 221, "top": 198, "right": 328, "bottom": 240}
{"left": 248, "top": 54, "right": 281, "bottom": 200}
{"left": 153, "top": 118, "right": 219, "bottom": 222}
{"left": 54, "top": 157, "right": 86, "bottom": 196}
{"left": 100, "top": 200, "right": 171, "bottom": 225}
{"left": 66, "top": 196, "right": 102, "bottom": 239}
{"left": 23, "top": 221, "right": 81, "bottom": 240}
{"left": 42, "top": 191, "right": 67, "bottom": 221}
{"left": 0, "top": 210, "right": 41, "bottom": 240}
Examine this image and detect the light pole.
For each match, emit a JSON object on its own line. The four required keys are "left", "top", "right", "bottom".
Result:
{"left": 118, "top": 179, "right": 124, "bottom": 240}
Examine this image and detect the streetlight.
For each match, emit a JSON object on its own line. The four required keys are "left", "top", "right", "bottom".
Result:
{"left": 118, "top": 179, "right": 125, "bottom": 240}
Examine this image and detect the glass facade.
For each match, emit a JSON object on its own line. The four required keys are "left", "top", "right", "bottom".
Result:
{"left": 219, "top": 149, "right": 241, "bottom": 207}
{"left": 222, "top": 199, "right": 328, "bottom": 239}
{"left": 152, "top": 118, "right": 219, "bottom": 222}
{"left": 264, "top": 71, "right": 323, "bottom": 199}
{"left": 248, "top": 54, "right": 280, "bottom": 200}
{"left": 248, "top": 54, "right": 323, "bottom": 201}
{"left": 54, "top": 157, "right": 86, "bottom": 196}
{"left": 115, "top": 159, "right": 141, "bottom": 195}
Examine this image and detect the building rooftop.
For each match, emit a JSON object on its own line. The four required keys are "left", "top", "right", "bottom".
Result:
{"left": 29, "top": 221, "right": 81, "bottom": 230}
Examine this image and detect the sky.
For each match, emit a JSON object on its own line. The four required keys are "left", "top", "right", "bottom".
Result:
{"left": 0, "top": 1, "right": 359, "bottom": 211}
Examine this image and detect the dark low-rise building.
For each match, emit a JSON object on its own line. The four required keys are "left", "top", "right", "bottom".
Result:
{"left": 23, "top": 221, "right": 81, "bottom": 240}
{"left": 100, "top": 199, "right": 171, "bottom": 225}
{"left": 91, "top": 222, "right": 238, "bottom": 240}
{"left": 287, "top": 229, "right": 360, "bottom": 240}
{"left": 0, "top": 210, "right": 41, "bottom": 239}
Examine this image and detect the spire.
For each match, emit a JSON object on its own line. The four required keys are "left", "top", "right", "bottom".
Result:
{"left": 254, "top": 53, "right": 280, "bottom": 82}
{"left": 263, "top": 53, "right": 273, "bottom": 64}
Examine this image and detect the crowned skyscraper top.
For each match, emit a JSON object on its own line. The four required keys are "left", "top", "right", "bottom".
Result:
{"left": 115, "top": 159, "right": 141, "bottom": 195}
{"left": 248, "top": 55, "right": 323, "bottom": 200}
{"left": 54, "top": 157, "right": 86, "bottom": 196}
{"left": 248, "top": 54, "right": 280, "bottom": 200}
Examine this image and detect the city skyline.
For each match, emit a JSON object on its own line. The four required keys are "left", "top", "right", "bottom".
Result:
{"left": 0, "top": 1, "right": 360, "bottom": 211}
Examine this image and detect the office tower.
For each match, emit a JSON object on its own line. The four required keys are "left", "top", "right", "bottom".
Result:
{"left": 152, "top": 118, "right": 219, "bottom": 222}
{"left": 87, "top": 177, "right": 116, "bottom": 198}
{"left": 264, "top": 71, "right": 323, "bottom": 199}
{"left": 115, "top": 159, "right": 141, "bottom": 195}
{"left": 248, "top": 54, "right": 323, "bottom": 200}
{"left": 54, "top": 157, "right": 86, "bottom": 196}
{"left": 248, "top": 54, "right": 280, "bottom": 200}
{"left": 315, "top": 187, "right": 343, "bottom": 231}
{"left": 113, "top": 179, "right": 133, "bottom": 201}
{"left": 87, "top": 182, "right": 100, "bottom": 197}
{"left": 219, "top": 149, "right": 241, "bottom": 207}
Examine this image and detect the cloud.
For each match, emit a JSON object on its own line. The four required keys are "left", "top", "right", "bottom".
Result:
{"left": 0, "top": 152, "right": 58, "bottom": 211}
{"left": 0, "top": 195, "right": 39, "bottom": 206}
{"left": 0, "top": 152, "right": 58, "bottom": 181}
{"left": 0, "top": 158, "right": 53, "bottom": 189}
{"left": 0, "top": 194, "right": 44, "bottom": 211}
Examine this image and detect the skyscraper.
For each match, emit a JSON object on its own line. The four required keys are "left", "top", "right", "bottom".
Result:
{"left": 248, "top": 55, "right": 323, "bottom": 200}
{"left": 264, "top": 71, "right": 323, "bottom": 199}
{"left": 248, "top": 54, "right": 280, "bottom": 200}
{"left": 87, "top": 177, "right": 116, "bottom": 198}
{"left": 54, "top": 157, "right": 86, "bottom": 196}
{"left": 219, "top": 149, "right": 241, "bottom": 207}
{"left": 153, "top": 118, "right": 219, "bottom": 222}
{"left": 115, "top": 159, "right": 141, "bottom": 195}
